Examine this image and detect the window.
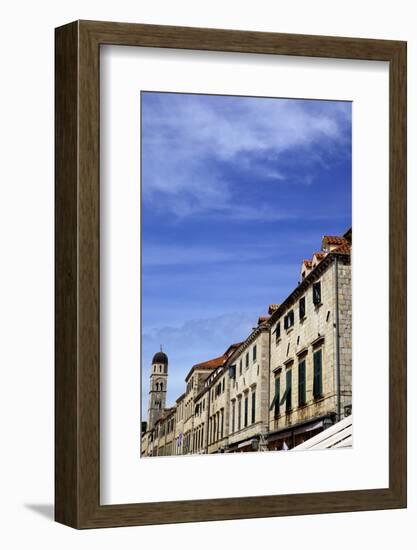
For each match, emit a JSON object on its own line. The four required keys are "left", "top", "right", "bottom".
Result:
{"left": 313, "top": 281, "right": 322, "bottom": 305}
{"left": 274, "top": 377, "right": 280, "bottom": 417}
{"left": 244, "top": 395, "right": 249, "bottom": 427}
{"left": 237, "top": 397, "right": 242, "bottom": 430}
{"left": 299, "top": 296, "right": 306, "bottom": 320}
{"left": 239, "top": 359, "right": 242, "bottom": 376}
{"left": 285, "top": 369, "right": 292, "bottom": 412}
{"left": 298, "top": 359, "right": 306, "bottom": 406}
{"left": 313, "top": 348, "right": 323, "bottom": 398}
{"left": 231, "top": 400, "right": 235, "bottom": 432}
{"left": 245, "top": 352, "right": 249, "bottom": 369}
{"left": 251, "top": 389, "right": 256, "bottom": 424}
{"left": 275, "top": 321, "right": 281, "bottom": 343}
{"left": 284, "top": 310, "right": 294, "bottom": 330}
{"left": 220, "top": 409, "right": 224, "bottom": 438}
{"left": 222, "top": 377, "right": 225, "bottom": 392}
{"left": 253, "top": 345, "right": 257, "bottom": 362}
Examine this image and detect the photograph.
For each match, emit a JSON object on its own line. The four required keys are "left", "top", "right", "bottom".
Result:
{"left": 140, "top": 91, "right": 352, "bottom": 457}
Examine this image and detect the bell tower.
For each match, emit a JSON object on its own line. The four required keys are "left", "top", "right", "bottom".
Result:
{"left": 147, "top": 347, "right": 168, "bottom": 430}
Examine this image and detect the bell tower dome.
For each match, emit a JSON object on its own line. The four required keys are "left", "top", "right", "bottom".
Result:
{"left": 147, "top": 347, "right": 168, "bottom": 430}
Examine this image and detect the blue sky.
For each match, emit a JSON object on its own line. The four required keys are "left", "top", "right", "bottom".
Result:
{"left": 141, "top": 91, "right": 351, "bottom": 417}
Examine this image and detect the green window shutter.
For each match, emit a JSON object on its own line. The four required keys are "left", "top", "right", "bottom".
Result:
{"left": 286, "top": 369, "right": 292, "bottom": 412}
{"left": 298, "top": 360, "right": 306, "bottom": 405}
{"left": 299, "top": 297, "right": 305, "bottom": 320}
{"left": 313, "top": 281, "right": 322, "bottom": 305}
{"left": 251, "top": 390, "right": 256, "bottom": 423}
{"left": 274, "top": 377, "right": 280, "bottom": 416}
{"left": 313, "top": 349, "right": 323, "bottom": 398}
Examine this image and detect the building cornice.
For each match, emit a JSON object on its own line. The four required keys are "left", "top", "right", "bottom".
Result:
{"left": 225, "top": 322, "right": 269, "bottom": 367}
{"left": 268, "top": 251, "right": 350, "bottom": 327}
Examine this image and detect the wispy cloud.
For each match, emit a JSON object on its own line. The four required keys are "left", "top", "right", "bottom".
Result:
{"left": 141, "top": 93, "right": 351, "bottom": 219}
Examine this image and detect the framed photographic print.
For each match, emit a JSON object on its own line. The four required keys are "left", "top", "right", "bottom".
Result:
{"left": 55, "top": 20, "right": 406, "bottom": 528}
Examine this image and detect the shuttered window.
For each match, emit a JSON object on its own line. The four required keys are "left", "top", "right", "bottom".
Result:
{"left": 251, "top": 390, "right": 256, "bottom": 424}
{"left": 275, "top": 321, "right": 281, "bottom": 342}
{"left": 253, "top": 345, "right": 257, "bottom": 362}
{"left": 285, "top": 369, "right": 292, "bottom": 412}
{"left": 313, "top": 281, "right": 322, "bottom": 305}
{"left": 284, "top": 310, "right": 294, "bottom": 330}
{"left": 298, "top": 359, "right": 306, "bottom": 406}
{"left": 299, "top": 296, "right": 306, "bottom": 320}
{"left": 244, "top": 395, "right": 249, "bottom": 427}
{"left": 313, "top": 349, "right": 323, "bottom": 398}
{"left": 270, "top": 377, "right": 280, "bottom": 417}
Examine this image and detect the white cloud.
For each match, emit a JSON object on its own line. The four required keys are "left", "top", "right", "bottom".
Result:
{"left": 141, "top": 94, "right": 351, "bottom": 220}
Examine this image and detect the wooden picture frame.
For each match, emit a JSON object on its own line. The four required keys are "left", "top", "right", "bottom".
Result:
{"left": 55, "top": 20, "right": 407, "bottom": 528}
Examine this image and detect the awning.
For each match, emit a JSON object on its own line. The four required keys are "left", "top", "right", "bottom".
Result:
{"left": 238, "top": 440, "right": 253, "bottom": 449}
{"left": 293, "top": 419, "right": 324, "bottom": 436}
{"left": 268, "top": 418, "right": 325, "bottom": 443}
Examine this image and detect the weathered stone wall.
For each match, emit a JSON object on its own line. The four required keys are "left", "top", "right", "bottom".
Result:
{"left": 228, "top": 328, "right": 270, "bottom": 448}
{"left": 269, "top": 256, "right": 352, "bottom": 435}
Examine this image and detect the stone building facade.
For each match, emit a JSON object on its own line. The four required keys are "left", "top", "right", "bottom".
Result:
{"left": 267, "top": 237, "right": 352, "bottom": 450}
{"left": 140, "top": 229, "right": 352, "bottom": 456}
{"left": 226, "top": 321, "right": 270, "bottom": 452}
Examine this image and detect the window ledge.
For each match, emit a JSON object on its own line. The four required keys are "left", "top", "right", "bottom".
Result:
{"left": 313, "top": 395, "right": 325, "bottom": 402}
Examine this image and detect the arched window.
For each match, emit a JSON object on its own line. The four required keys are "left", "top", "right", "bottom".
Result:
{"left": 160, "top": 382, "right": 163, "bottom": 391}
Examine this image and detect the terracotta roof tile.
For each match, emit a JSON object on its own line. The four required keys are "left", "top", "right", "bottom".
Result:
{"left": 258, "top": 315, "right": 270, "bottom": 324}
{"left": 313, "top": 252, "right": 326, "bottom": 261}
{"left": 192, "top": 355, "right": 226, "bottom": 369}
{"left": 332, "top": 244, "right": 351, "bottom": 254}
{"left": 323, "top": 235, "right": 348, "bottom": 246}
{"left": 303, "top": 259, "right": 312, "bottom": 268}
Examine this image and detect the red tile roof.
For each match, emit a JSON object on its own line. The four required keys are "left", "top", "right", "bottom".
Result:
{"left": 224, "top": 342, "right": 244, "bottom": 357}
{"left": 323, "top": 235, "right": 349, "bottom": 246}
{"left": 258, "top": 315, "right": 270, "bottom": 325}
{"left": 186, "top": 355, "right": 226, "bottom": 382}
{"left": 332, "top": 243, "right": 351, "bottom": 254}
{"left": 313, "top": 252, "right": 326, "bottom": 261}
{"left": 302, "top": 259, "right": 312, "bottom": 268}
{"left": 193, "top": 355, "right": 225, "bottom": 369}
